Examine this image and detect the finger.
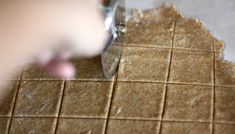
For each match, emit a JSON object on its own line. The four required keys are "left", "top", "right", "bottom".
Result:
{"left": 35, "top": 49, "right": 55, "bottom": 66}
{"left": 42, "top": 60, "right": 76, "bottom": 79}
{"left": 51, "top": 1, "right": 108, "bottom": 58}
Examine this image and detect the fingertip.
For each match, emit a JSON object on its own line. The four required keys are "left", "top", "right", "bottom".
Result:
{"left": 42, "top": 61, "right": 76, "bottom": 79}
{"left": 61, "top": 63, "right": 76, "bottom": 79}
{"left": 36, "top": 49, "right": 55, "bottom": 66}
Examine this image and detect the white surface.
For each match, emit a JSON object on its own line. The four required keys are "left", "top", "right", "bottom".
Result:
{"left": 126, "top": 0, "right": 235, "bottom": 62}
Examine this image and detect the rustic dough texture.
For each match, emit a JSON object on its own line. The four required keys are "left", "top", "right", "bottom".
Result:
{"left": 0, "top": 81, "right": 19, "bottom": 117}
{"left": 169, "top": 50, "right": 214, "bottom": 85}
{"left": 1, "top": 4, "right": 235, "bottom": 133}
{"left": 9, "top": 118, "right": 56, "bottom": 134}
{"left": 161, "top": 122, "right": 211, "bottom": 134}
{"left": 163, "top": 84, "right": 213, "bottom": 121}
{"left": 60, "top": 81, "right": 113, "bottom": 118}
{"left": 118, "top": 47, "right": 171, "bottom": 82}
{"left": 215, "top": 53, "right": 235, "bottom": 86}
{"left": 69, "top": 57, "right": 107, "bottom": 81}
{"left": 57, "top": 118, "right": 106, "bottom": 134}
{"left": 214, "top": 124, "right": 235, "bottom": 134}
{"left": 14, "top": 81, "right": 63, "bottom": 117}
{"left": 107, "top": 120, "right": 160, "bottom": 134}
{"left": 0, "top": 118, "right": 10, "bottom": 134}
{"left": 22, "top": 64, "right": 57, "bottom": 80}
{"left": 215, "top": 87, "right": 235, "bottom": 122}
{"left": 174, "top": 33, "right": 213, "bottom": 51}
{"left": 110, "top": 82, "right": 165, "bottom": 119}
{"left": 214, "top": 39, "right": 225, "bottom": 52}
{"left": 125, "top": 7, "right": 175, "bottom": 47}
{"left": 175, "top": 18, "right": 211, "bottom": 34}
{"left": 125, "top": 32, "right": 173, "bottom": 49}
{"left": 125, "top": 21, "right": 174, "bottom": 46}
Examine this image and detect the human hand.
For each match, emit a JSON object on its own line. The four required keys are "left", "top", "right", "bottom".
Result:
{"left": 0, "top": 0, "right": 108, "bottom": 79}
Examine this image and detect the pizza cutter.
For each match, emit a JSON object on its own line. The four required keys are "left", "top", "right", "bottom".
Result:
{"left": 101, "top": 0, "right": 126, "bottom": 79}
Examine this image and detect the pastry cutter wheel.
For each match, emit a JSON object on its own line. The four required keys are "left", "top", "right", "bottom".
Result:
{"left": 101, "top": 0, "right": 126, "bottom": 79}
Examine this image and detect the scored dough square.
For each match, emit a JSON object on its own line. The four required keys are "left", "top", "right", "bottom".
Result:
{"left": 169, "top": 50, "right": 213, "bottom": 85}
{"left": 174, "top": 33, "right": 213, "bottom": 51}
{"left": 60, "top": 81, "right": 113, "bottom": 118}
{"left": 118, "top": 47, "right": 171, "bottom": 82}
{"left": 125, "top": 21, "right": 174, "bottom": 46}
{"left": 14, "top": 81, "right": 63, "bottom": 117}
{"left": 110, "top": 82, "right": 165, "bottom": 119}
{"left": 163, "top": 84, "right": 213, "bottom": 121}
